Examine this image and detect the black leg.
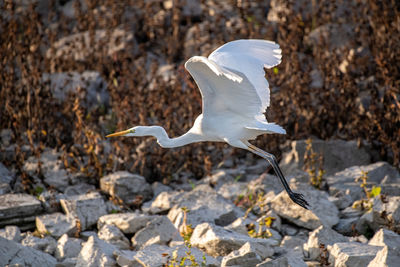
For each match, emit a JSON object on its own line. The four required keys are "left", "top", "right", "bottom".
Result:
{"left": 248, "top": 144, "right": 309, "bottom": 209}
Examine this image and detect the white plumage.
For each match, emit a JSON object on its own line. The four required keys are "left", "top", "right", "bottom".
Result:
{"left": 107, "top": 39, "right": 309, "bottom": 209}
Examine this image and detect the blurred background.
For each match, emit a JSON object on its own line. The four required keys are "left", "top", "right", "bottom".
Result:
{"left": 0, "top": 0, "right": 399, "bottom": 191}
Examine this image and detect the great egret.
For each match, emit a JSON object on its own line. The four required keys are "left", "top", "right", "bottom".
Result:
{"left": 107, "top": 39, "right": 309, "bottom": 209}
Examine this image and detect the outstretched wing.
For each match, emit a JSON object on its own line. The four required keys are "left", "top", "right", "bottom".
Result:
{"left": 184, "top": 39, "right": 282, "bottom": 121}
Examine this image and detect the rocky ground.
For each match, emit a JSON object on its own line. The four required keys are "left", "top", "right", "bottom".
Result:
{"left": 1, "top": 136, "right": 399, "bottom": 267}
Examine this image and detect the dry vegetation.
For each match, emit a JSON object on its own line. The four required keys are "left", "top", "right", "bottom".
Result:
{"left": 0, "top": 0, "right": 399, "bottom": 188}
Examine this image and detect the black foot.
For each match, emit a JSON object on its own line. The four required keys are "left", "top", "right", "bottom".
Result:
{"left": 289, "top": 191, "right": 310, "bottom": 210}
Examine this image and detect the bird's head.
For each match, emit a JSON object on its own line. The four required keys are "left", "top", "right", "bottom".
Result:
{"left": 106, "top": 127, "right": 138, "bottom": 138}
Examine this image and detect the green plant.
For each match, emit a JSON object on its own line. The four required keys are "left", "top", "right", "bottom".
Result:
{"left": 304, "top": 139, "right": 325, "bottom": 189}
{"left": 164, "top": 207, "right": 206, "bottom": 267}
{"left": 352, "top": 171, "right": 381, "bottom": 211}
{"left": 247, "top": 216, "right": 275, "bottom": 239}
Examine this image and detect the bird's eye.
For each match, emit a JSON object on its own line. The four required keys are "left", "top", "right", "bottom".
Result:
{"left": 130, "top": 129, "right": 135, "bottom": 133}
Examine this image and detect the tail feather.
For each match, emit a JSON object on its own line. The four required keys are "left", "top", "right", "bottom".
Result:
{"left": 245, "top": 121, "right": 286, "bottom": 134}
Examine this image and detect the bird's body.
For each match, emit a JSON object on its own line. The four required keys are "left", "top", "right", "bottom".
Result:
{"left": 107, "top": 39, "right": 309, "bottom": 209}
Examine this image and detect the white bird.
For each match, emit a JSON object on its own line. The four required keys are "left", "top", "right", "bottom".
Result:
{"left": 107, "top": 39, "right": 309, "bottom": 209}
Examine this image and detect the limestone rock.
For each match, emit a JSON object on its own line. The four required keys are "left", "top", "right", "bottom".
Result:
{"left": 191, "top": 223, "right": 278, "bottom": 257}
{"left": 222, "top": 241, "right": 274, "bottom": 266}
{"left": 221, "top": 249, "right": 262, "bottom": 267}
{"left": 57, "top": 257, "right": 78, "bottom": 267}
{"left": 42, "top": 71, "right": 109, "bottom": 111}
{"left": 217, "top": 181, "right": 248, "bottom": 202}
{"left": 367, "top": 229, "right": 400, "bottom": 267}
{"left": 0, "top": 236, "right": 57, "bottom": 266}
{"left": 0, "top": 225, "right": 21, "bottom": 242}
{"left": 333, "top": 217, "right": 359, "bottom": 236}
{"left": 55, "top": 234, "right": 83, "bottom": 260}
{"left": 64, "top": 183, "right": 96, "bottom": 196}
{"left": 100, "top": 171, "right": 153, "bottom": 203}
{"left": 131, "top": 216, "right": 182, "bottom": 250}
{"left": 328, "top": 242, "right": 383, "bottom": 267}
{"left": 36, "top": 212, "right": 77, "bottom": 238}
{"left": 327, "top": 162, "right": 400, "bottom": 203}
{"left": 76, "top": 235, "right": 118, "bottom": 267}
{"left": 0, "top": 193, "right": 43, "bottom": 222}
{"left": 98, "top": 212, "right": 155, "bottom": 234}
{"left": 146, "top": 190, "right": 184, "bottom": 214}
{"left": 115, "top": 245, "right": 171, "bottom": 267}
{"left": 46, "top": 27, "right": 137, "bottom": 61}
{"left": 0, "top": 162, "right": 13, "bottom": 194}
{"left": 21, "top": 233, "right": 57, "bottom": 255}
{"left": 98, "top": 224, "right": 130, "bottom": 250}
{"left": 167, "top": 184, "right": 244, "bottom": 229}
{"left": 270, "top": 184, "right": 339, "bottom": 230}
{"left": 280, "top": 139, "right": 370, "bottom": 176}
{"left": 248, "top": 173, "right": 286, "bottom": 195}
{"left": 23, "top": 149, "right": 71, "bottom": 191}
{"left": 303, "top": 225, "right": 349, "bottom": 260}
{"left": 356, "top": 196, "right": 400, "bottom": 235}
{"left": 256, "top": 256, "right": 288, "bottom": 267}
{"left": 305, "top": 23, "right": 355, "bottom": 52}
{"left": 60, "top": 192, "right": 107, "bottom": 231}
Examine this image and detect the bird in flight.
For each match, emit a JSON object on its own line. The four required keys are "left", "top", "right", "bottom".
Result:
{"left": 107, "top": 39, "right": 309, "bottom": 209}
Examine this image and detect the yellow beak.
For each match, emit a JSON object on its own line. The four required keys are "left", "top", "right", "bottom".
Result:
{"left": 106, "top": 129, "right": 133, "bottom": 138}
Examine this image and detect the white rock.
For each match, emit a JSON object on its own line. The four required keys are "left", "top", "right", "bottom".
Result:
{"left": 42, "top": 71, "right": 109, "bottom": 110}
{"left": 368, "top": 245, "right": 399, "bottom": 267}
{"left": 327, "top": 162, "right": 400, "bottom": 203}
{"left": 0, "top": 162, "right": 13, "bottom": 194}
{"left": 21, "top": 233, "right": 57, "bottom": 255}
{"left": 60, "top": 192, "right": 107, "bottom": 231}
{"left": 0, "top": 225, "right": 21, "bottom": 242}
{"left": 36, "top": 212, "right": 77, "bottom": 238}
{"left": 221, "top": 248, "right": 262, "bottom": 267}
{"left": 256, "top": 256, "right": 288, "bottom": 267}
{"left": 147, "top": 190, "right": 184, "bottom": 214}
{"left": 367, "top": 229, "right": 400, "bottom": 267}
{"left": 115, "top": 244, "right": 170, "bottom": 267}
{"left": 202, "top": 168, "right": 245, "bottom": 190}
{"left": 46, "top": 27, "right": 137, "bottom": 61}
{"left": 98, "top": 212, "right": 155, "bottom": 234}
{"left": 356, "top": 196, "right": 400, "bottom": 234}
{"left": 98, "top": 224, "right": 130, "bottom": 250}
{"left": 151, "top": 181, "right": 172, "bottom": 197}
{"left": 131, "top": 216, "right": 182, "bottom": 250}
{"left": 303, "top": 225, "right": 349, "bottom": 260}
{"left": 248, "top": 241, "right": 275, "bottom": 260}
{"left": 271, "top": 184, "right": 339, "bottom": 230}
{"left": 217, "top": 181, "right": 248, "bottom": 202}
{"left": 57, "top": 257, "right": 77, "bottom": 267}
{"left": 328, "top": 242, "right": 383, "bottom": 267}
{"left": 167, "top": 184, "right": 244, "bottom": 228}
{"left": 64, "top": 183, "right": 96, "bottom": 196}
{"left": 76, "top": 235, "right": 118, "bottom": 267}
{"left": 0, "top": 236, "right": 57, "bottom": 266}
{"left": 0, "top": 193, "right": 43, "bottom": 222}
{"left": 333, "top": 217, "right": 359, "bottom": 236}
{"left": 305, "top": 23, "right": 355, "bottom": 52}
{"left": 280, "top": 139, "right": 370, "bottom": 176}
{"left": 55, "top": 234, "right": 82, "bottom": 260}
{"left": 100, "top": 171, "right": 153, "bottom": 203}
{"left": 281, "top": 236, "right": 307, "bottom": 251}
{"left": 191, "top": 223, "right": 278, "bottom": 257}
{"left": 248, "top": 173, "right": 286, "bottom": 195}
{"left": 23, "top": 149, "right": 71, "bottom": 191}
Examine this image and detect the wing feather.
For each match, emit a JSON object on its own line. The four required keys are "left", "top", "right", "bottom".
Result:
{"left": 184, "top": 39, "right": 282, "bottom": 124}
{"left": 209, "top": 39, "right": 282, "bottom": 115}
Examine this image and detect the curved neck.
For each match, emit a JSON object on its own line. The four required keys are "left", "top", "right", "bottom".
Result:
{"left": 138, "top": 126, "right": 202, "bottom": 148}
